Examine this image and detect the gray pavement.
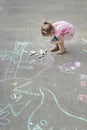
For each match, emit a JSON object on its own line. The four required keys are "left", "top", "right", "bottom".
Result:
{"left": 0, "top": 0, "right": 87, "bottom": 130}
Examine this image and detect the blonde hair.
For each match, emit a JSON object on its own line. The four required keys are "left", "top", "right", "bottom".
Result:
{"left": 41, "top": 21, "right": 54, "bottom": 36}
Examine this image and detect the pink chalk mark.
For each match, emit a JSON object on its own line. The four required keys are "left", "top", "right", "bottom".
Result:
{"left": 74, "top": 62, "right": 81, "bottom": 68}
{"left": 80, "top": 81, "right": 87, "bottom": 87}
{"left": 78, "top": 94, "right": 87, "bottom": 102}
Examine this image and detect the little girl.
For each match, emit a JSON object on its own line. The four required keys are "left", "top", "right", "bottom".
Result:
{"left": 41, "top": 21, "right": 75, "bottom": 54}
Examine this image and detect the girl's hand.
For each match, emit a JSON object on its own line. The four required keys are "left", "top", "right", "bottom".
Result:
{"left": 50, "top": 40, "right": 54, "bottom": 44}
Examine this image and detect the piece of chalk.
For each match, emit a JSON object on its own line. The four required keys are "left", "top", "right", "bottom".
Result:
{"left": 23, "top": 50, "right": 28, "bottom": 53}
{"left": 38, "top": 55, "right": 44, "bottom": 58}
{"left": 29, "top": 51, "right": 36, "bottom": 56}
{"left": 14, "top": 94, "right": 16, "bottom": 99}
{"left": 12, "top": 81, "right": 17, "bottom": 86}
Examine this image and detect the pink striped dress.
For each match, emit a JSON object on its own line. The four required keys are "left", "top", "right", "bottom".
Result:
{"left": 52, "top": 21, "right": 75, "bottom": 40}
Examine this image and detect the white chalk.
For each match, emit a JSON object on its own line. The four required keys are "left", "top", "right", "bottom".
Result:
{"left": 14, "top": 94, "right": 16, "bottom": 99}
{"left": 23, "top": 50, "right": 28, "bottom": 53}
{"left": 39, "top": 49, "right": 47, "bottom": 55}
{"left": 29, "top": 51, "right": 36, "bottom": 56}
{"left": 12, "top": 81, "right": 17, "bottom": 86}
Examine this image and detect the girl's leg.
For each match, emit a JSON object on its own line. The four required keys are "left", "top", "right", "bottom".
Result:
{"left": 50, "top": 44, "right": 59, "bottom": 52}
{"left": 56, "top": 42, "right": 66, "bottom": 54}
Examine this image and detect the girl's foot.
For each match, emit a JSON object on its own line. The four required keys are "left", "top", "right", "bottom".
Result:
{"left": 56, "top": 48, "right": 67, "bottom": 55}
{"left": 50, "top": 46, "right": 59, "bottom": 52}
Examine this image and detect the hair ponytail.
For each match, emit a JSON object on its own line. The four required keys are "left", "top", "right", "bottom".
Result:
{"left": 43, "top": 21, "right": 48, "bottom": 24}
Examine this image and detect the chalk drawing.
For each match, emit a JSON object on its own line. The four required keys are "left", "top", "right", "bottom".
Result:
{"left": 0, "top": 105, "right": 10, "bottom": 125}
{"left": 59, "top": 61, "right": 81, "bottom": 74}
{"left": 0, "top": 51, "right": 11, "bottom": 62}
{"left": 4, "top": 41, "right": 29, "bottom": 79}
{"left": 83, "top": 49, "right": 87, "bottom": 53}
{"left": 0, "top": 78, "right": 41, "bottom": 117}
{"left": 19, "top": 65, "right": 34, "bottom": 71}
{"left": 28, "top": 87, "right": 87, "bottom": 130}
{"left": 59, "top": 129, "right": 86, "bottom": 130}
{"left": 29, "top": 59, "right": 36, "bottom": 64}
{"left": 59, "top": 128, "right": 86, "bottom": 130}
{"left": 60, "top": 128, "right": 66, "bottom": 130}
{"left": 0, "top": 41, "right": 55, "bottom": 129}
{"left": 0, "top": 41, "right": 42, "bottom": 128}
{"left": 1, "top": 77, "right": 87, "bottom": 129}
{"left": 0, "top": 41, "right": 87, "bottom": 130}
{"left": 80, "top": 75, "right": 87, "bottom": 87}
{"left": 48, "top": 88, "right": 87, "bottom": 122}
{"left": 32, "top": 120, "right": 47, "bottom": 130}
{"left": 0, "top": 42, "right": 54, "bottom": 80}
{"left": 78, "top": 94, "right": 87, "bottom": 102}
{"left": 35, "top": 54, "right": 55, "bottom": 78}
{"left": 81, "top": 38, "right": 87, "bottom": 44}
{"left": 81, "top": 38, "right": 87, "bottom": 53}
{"left": 80, "top": 80, "right": 87, "bottom": 87}
{"left": 11, "top": 92, "right": 22, "bottom": 102}
{"left": 12, "top": 81, "right": 17, "bottom": 86}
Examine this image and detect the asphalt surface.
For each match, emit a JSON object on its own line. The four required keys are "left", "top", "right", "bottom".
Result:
{"left": 0, "top": 0, "right": 87, "bottom": 130}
